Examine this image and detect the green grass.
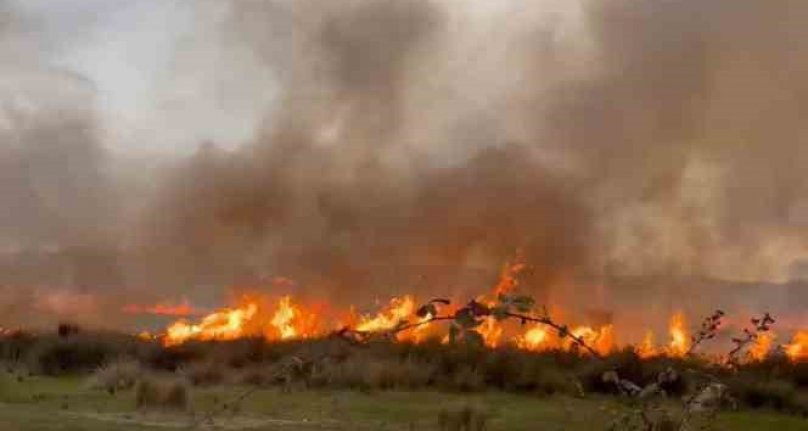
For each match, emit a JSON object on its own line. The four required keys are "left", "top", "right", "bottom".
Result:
{"left": 0, "top": 371, "right": 805, "bottom": 430}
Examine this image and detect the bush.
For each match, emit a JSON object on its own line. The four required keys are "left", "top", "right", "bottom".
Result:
{"left": 134, "top": 376, "right": 190, "bottom": 411}
{"left": 178, "top": 360, "right": 227, "bottom": 386}
{"left": 577, "top": 349, "right": 691, "bottom": 397}
{"left": 27, "top": 337, "right": 115, "bottom": 375}
{"left": 86, "top": 359, "right": 142, "bottom": 393}
{"left": 727, "top": 376, "right": 805, "bottom": 413}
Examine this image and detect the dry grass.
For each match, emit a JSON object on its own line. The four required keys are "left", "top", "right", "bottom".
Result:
{"left": 134, "top": 376, "right": 190, "bottom": 411}
{"left": 85, "top": 358, "right": 142, "bottom": 393}
{"left": 178, "top": 360, "right": 227, "bottom": 386}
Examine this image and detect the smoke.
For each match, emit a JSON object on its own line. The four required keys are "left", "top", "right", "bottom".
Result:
{"left": 2, "top": 0, "right": 808, "bottom": 327}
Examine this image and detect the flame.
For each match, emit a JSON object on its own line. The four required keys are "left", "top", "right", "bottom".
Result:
{"left": 517, "top": 326, "right": 550, "bottom": 350}
{"left": 594, "top": 325, "right": 615, "bottom": 355}
{"left": 667, "top": 312, "right": 690, "bottom": 357}
{"left": 748, "top": 331, "right": 776, "bottom": 361}
{"left": 267, "top": 296, "right": 317, "bottom": 340}
{"left": 145, "top": 263, "right": 805, "bottom": 365}
{"left": 515, "top": 324, "right": 613, "bottom": 355}
{"left": 635, "top": 313, "right": 691, "bottom": 359}
{"left": 355, "top": 296, "right": 416, "bottom": 333}
{"left": 493, "top": 255, "right": 527, "bottom": 296}
{"left": 568, "top": 325, "right": 614, "bottom": 355}
{"left": 636, "top": 331, "right": 657, "bottom": 358}
{"left": 165, "top": 301, "right": 258, "bottom": 346}
{"left": 785, "top": 330, "right": 808, "bottom": 362}
{"left": 478, "top": 317, "right": 504, "bottom": 347}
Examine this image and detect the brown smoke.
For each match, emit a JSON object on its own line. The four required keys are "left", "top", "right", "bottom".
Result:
{"left": 2, "top": 0, "right": 808, "bottom": 327}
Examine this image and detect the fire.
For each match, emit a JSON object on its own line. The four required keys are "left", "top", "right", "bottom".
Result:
{"left": 568, "top": 325, "right": 614, "bottom": 355}
{"left": 594, "top": 325, "right": 615, "bottom": 355}
{"left": 636, "top": 331, "right": 657, "bottom": 358}
{"left": 667, "top": 312, "right": 690, "bottom": 357}
{"left": 270, "top": 296, "right": 300, "bottom": 339}
{"left": 785, "top": 330, "right": 808, "bottom": 362}
{"left": 355, "top": 296, "right": 416, "bottom": 333}
{"left": 515, "top": 324, "right": 613, "bottom": 355}
{"left": 633, "top": 313, "right": 691, "bottom": 358}
{"left": 143, "top": 259, "right": 805, "bottom": 364}
{"left": 165, "top": 302, "right": 258, "bottom": 346}
{"left": 518, "top": 326, "right": 550, "bottom": 350}
{"left": 748, "top": 331, "right": 775, "bottom": 361}
{"left": 493, "top": 254, "right": 527, "bottom": 296}
{"left": 478, "top": 317, "right": 504, "bottom": 348}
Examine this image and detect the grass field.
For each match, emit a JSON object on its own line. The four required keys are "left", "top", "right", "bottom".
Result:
{"left": 1, "top": 372, "right": 805, "bottom": 431}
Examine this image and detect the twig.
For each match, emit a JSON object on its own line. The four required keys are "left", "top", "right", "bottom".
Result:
{"left": 503, "top": 312, "right": 603, "bottom": 359}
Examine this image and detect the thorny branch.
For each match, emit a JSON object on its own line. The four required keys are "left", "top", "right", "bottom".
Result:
{"left": 726, "top": 313, "right": 775, "bottom": 366}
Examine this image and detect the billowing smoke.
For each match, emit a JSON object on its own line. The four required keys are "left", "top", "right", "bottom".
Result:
{"left": 2, "top": 0, "right": 808, "bottom": 329}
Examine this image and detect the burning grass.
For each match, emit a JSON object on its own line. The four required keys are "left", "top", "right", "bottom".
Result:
{"left": 125, "top": 258, "right": 807, "bottom": 364}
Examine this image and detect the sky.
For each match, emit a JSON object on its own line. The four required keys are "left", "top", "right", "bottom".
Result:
{"left": 9, "top": 0, "right": 279, "bottom": 155}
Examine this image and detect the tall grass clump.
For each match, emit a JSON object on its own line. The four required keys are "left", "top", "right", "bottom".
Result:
{"left": 134, "top": 376, "right": 190, "bottom": 411}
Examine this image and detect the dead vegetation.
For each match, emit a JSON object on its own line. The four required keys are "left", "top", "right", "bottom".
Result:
{"left": 134, "top": 376, "right": 190, "bottom": 411}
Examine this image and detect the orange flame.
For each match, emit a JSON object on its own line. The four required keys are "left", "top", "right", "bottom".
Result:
{"left": 517, "top": 326, "right": 550, "bottom": 351}
{"left": 478, "top": 317, "right": 504, "bottom": 348}
{"left": 144, "top": 260, "right": 805, "bottom": 365}
{"left": 667, "top": 312, "right": 690, "bottom": 357}
{"left": 636, "top": 330, "right": 657, "bottom": 358}
{"left": 748, "top": 331, "right": 776, "bottom": 361}
{"left": 269, "top": 296, "right": 316, "bottom": 340}
{"left": 785, "top": 330, "right": 808, "bottom": 362}
{"left": 355, "top": 296, "right": 416, "bottom": 334}
{"left": 165, "top": 302, "right": 258, "bottom": 346}
{"left": 493, "top": 255, "right": 527, "bottom": 296}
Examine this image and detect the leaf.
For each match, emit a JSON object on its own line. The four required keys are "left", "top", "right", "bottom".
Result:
{"left": 429, "top": 298, "right": 451, "bottom": 306}
{"left": 511, "top": 295, "right": 535, "bottom": 313}
{"left": 467, "top": 300, "right": 491, "bottom": 317}
{"left": 454, "top": 308, "right": 482, "bottom": 329}
{"left": 491, "top": 305, "right": 509, "bottom": 321}
{"left": 463, "top": 330, "right": 485, "bottom": 348}
{"left": 416, "top": 304, "right": 437, "bottom": 319}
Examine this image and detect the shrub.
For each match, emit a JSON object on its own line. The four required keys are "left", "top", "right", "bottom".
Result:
{"left": 234, "top": 365, "right": 276, "bottom": 386}
{"left": 447, "top": 365, "right": 485, "bottom": 392}
{"left": 27, "top": 336, "right": 114, "bottom": 375}
{"left": 86, "top": 358, "right": 142, "bottom": 393}
{"left": 134, "top": 376, "right": 190, "bottom": 411}
{"left": 727, "top": 376, "right": 804, "bottom": 412}
{"left": 178, "top": 360, "right": 227, "bottom": 386}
